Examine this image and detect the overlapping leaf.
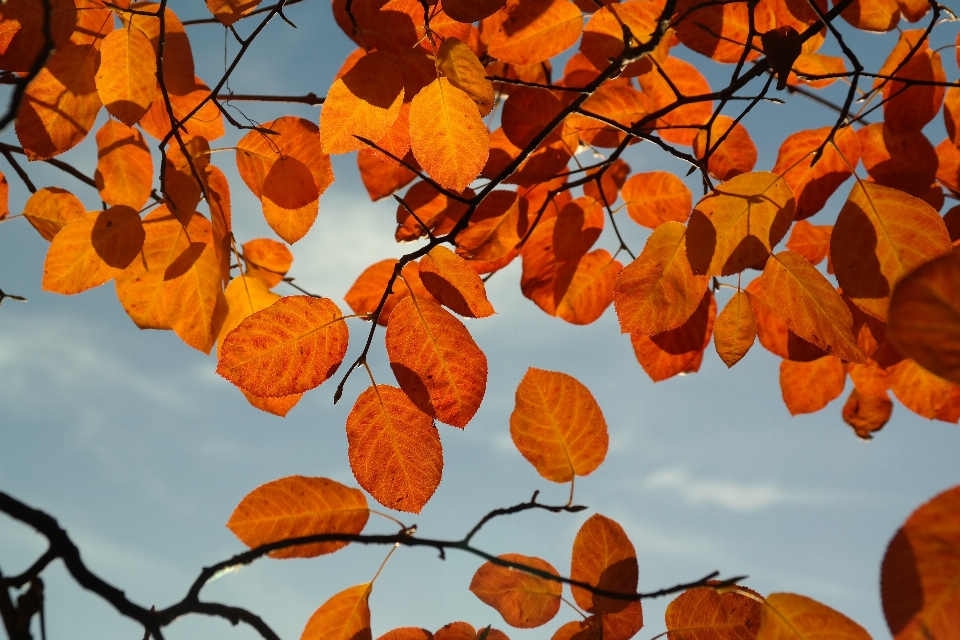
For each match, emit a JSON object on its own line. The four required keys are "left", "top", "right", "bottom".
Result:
{"left": 714, "top": 290, "right": 756, "bottom": 368}
{"left": 301, "top": 583, "right": 372, "bottom": 640}
{"left": 621, "top": 172, "right": 692, "bottom": 229}
{"left": 22, "top": 187, "right": 85, "bottom": 241}
{"left": 95, "top": 120, "right": 153, "bottom": 210}
{"left": 94, "top": 27, "right": 156, "bottom": 125}
{"left": 419, "top": 246, "right": 495, "bottom": 318}
{"left": 664, "top": 584, "right": 762, "bottom": 640}
{"left": 570, "top": 514, "right": 638, "bottom": 614}
{"left": 470, "top": 554, "right": 562, "bottom": 628}
{"left": 757, "top": 593, "right": 871, "bottom": 640}
{"left": 772, "top": 126, "right": 860, "bottom": 221}
{"left": 779, "top": 356, "right": 846, "bottom": 415}
{"left": 630, "top": 291, "right": 715, "bottom": 382}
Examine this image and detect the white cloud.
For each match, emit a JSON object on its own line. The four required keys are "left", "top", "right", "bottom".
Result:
{"left": 641, "top": 468, "right": 830, "bottom": 512}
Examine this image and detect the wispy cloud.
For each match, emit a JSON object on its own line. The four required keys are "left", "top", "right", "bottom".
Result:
{"left": 640, "top": 468, "right": 831, "bottom": 512}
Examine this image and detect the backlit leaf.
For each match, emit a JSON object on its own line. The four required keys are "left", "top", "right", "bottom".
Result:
{"left": 686, "top": 171, "right": 795, "bottom": 277}
{"left": 881, "top": 484, "right": 960, "bottom": 639}
{"left": 120, "top": 3, "right": 196, "bottom": 95}
{"left": 237, "top": 117, "right": 334, "bottom": 244}
{"left": 785, "top": 220, "right": 831, "bottom": 266}
{"left": 0, "top": 0, "right": 77, "bottom": 71}
{"left": 457, "top": 191, "right": 525, "bottom": 262}
{"left": 409, "top": 78, "right": 489, "bottom": 193}
{"left": 114, "top": 206, "right": 181, "bottom": 330}
{"left": 385, "top": 295, "right": 487, "bottom": 428}
{"left": 42, "top": 206, "right": 144, "bottom": 295}
{"left": 779, "top": 356, "right": 846, "bottom": 416}
{"left": 218, "top": 296, "right": 349, "bottom": 396}
{"left": 761, "top": 252, "right": 865, "bottom": 363}
{"left": 887, "top": 250, "right": 960, "bottom": 385}
{"left": 217, "top": 275, "right": 280, "bottom": 353}
{"left": 242, "top": 390, "right": 303, "bottom": 417}
{"left": 344, "top": 259, "right": 433, "bottom": 326}
{"left": 621, "top": 172, "right": 692, "bottom": 229}
{"left": 674, "top": 0, "right": 772, "bottom": 63}
{"left": 346, "top": 385, "right": 442, "bottom": 514}
{"left": 880, "top": 30, "right": 945, "bottom": 133}
{"left": 377, "top": 629, "right": 433, "bottom": 640}
{"left": 858, "top": 123, "right": 938, "bottom": 200}
{"left": 772, "top": 126, "right": 860, "bottom": 221}
{"left": 95, "top": 120, "right": 153, "bottom": 210}
{"left": 839, "top": 0, "right": 898, "bottom": 31}
{"left": 359, "top": 150, "right": 416, "bottom": 201}
{"left": 301, "top": 583, "right": 372, "bottom": 640}
{"left": 138, "top": 78, "right": 225, "bottom": 142}
{"left": 23, "top": 187, "right": 85, "bottom": 241}
{"left": 571, "top": 514, "right": 638, "bottom": 614}
{"left": 887, "top": 358, "right": 960, "bottom": 423}
{"left": 487, "top": 0, "right": 582, "bottom": 66}
{"left": 419, "top": 246, "right": 495, "bottom": 319}
{"left": 438, "top": 38, "right": 495, "bottom": 117}
{"left": 664, "top": 584, "right": 762, "bottom": 640}
{"left": 576, "top": 83, "right": 649, "bottom": 148}
{"left": 242, "top": 238, "right": 294, "bottom": 289}
{"left": 580, "top": 2, "right": 658, "bottom": 74}
{"left": 227, "top": 476, "right": 368, "bottom": 558}
{"left": 631, "top": 291, "right": 715, "bottom": 382}
{"left": 745, "top": 278, "right": 827, "bottom": 362}
{"left": 842, "top": 389, "right": 892, "bottom": 440}
{"left": 637, "top": 56, "right": 712, "bottom": 147}
{"left": 321, "top": 51, "right": 403, "bottom": 155}
{"left": 615, "top": 222, "right": 709, "bottom": 336}
{"left": 443, "top": 0, "right": 504, "bottom": 22}
{"left": 714, "top": 290, "right": 756, "bottom": 368}
{"left": 692, "top": 116, "right": 758, "bottom": 182}
{"left": 206, "top": 0, "right": 262, "bottom": 25}
{"left": 396, "top": 181, "right": 473, "bottom": 242}
{"left": 510, "top": 368, "right": 608, "bottom": 483}
{"left": 470, "top": 554, "right": 562, "bottom": 628}
{"left": 757, "top": 593, "right": 870, "bottom": 640}
{"left": 16, "top": 42, "right": 101, "bottom": 160}
{"left": 94, "top": 27, "right": 156, "bottom": 125}
{"left": 831, "top": 181, "right": 951, "bottom": 321}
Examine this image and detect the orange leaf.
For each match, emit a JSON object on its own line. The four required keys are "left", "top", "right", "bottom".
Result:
{"left": 784, "top": 220, "right": 831, "bottom": 266}
{"left": 757, "top": 593, "right": 870, "bottom": 640}
{"left": 674, "top": 0, "right": 772, "bottom": 63}
{"left": 887, "top": 358, "right": 960, "bottom": 423}
{"left": 444, "top": 0, "right": 504, "bottom": 21}
{"left": 580, "top": 2, "right": 659, "bottom": 74}
{"left": 576, "top": 84, "right": 650, "bottom": 148}
{"left": 831, "top": 181, "right": 952, "bottom": 321}
{"left": 637, "top": 56, "right": 712, "bottom": 147}
{"left": 218, "top": 296, "right": 348, "bottom": 396}
{"left": 457, "top": 191, "right": 525, "bottom": 262}
{"left": 630, "top": 291, "right": 716, "bottom": 383}
{"left": 772, "top": 126, "right": 859, "bottom": 221}
{"left": 161, "top": 213, "right": 228, "bottom": 353}
{"left": 242, "top": 238, "right": 294, "bottom": 289}
{"left": 839, "top": 0, "right": 899, "bottom": 31}
{"left": 789, "top": 52, "right": 846, "bottom": 89}
{"left": 744, "top": 278, "right": 827, "bottom": 362}
{"left": 879, "top": 30, "right": 945, "bottom": 133}
{"left": 779, "top": 356, "right": 846, "bottom": 415}
{"left": 396, "top": 181, "right": 473, "bottom": 242}
{"left": 501, "top": 87, "right": 565, "bottom": 150}
{"left": 0, "top": 0, "right": 77, "bottom": 72}
{"left": 346, "top": 385, "right": 442, "bottom": 514}
{"left": 487, "top": 0, "right": 582, "bottom": 66}
{"left": 217, "top": 275, "right": 280, "bottom": 354}
{"left": 570, "top": 514, "right": 638, "bottom": 614}
{"left": 0, "top": 172, "right": 7, "bottom": 220}
{"left": 554, "top": 197, "right": 604, "bottom": 262}
{"left": 138, "top": 78, "right": 225, "bottom": 142}
{"left": 344, "top": 259, "right": 433, "bottom": 326}
{"left": 16, "top": 42, "right": 101, "bottom": 160}
{"left": 94, "top": 120, "right": 153, "bottom": 210}
{"left": 438, "top": 38, "right": 495, "bottom": 117}
{"left": 377, "top": 629, "right": 433, "bottom": 640}
{"left": 882, "top": 484, "right": 960, "bottom": 639}
{"left": 242, "top": 390, "right": 303, "bottom": 417}
{"left": 615, "top": 221, "right": 709, "bottom": 335}
{"left": 237, "top": 117, "right": 334, "bottom": 244}
{"left": 896, "top": 0, "right": 929, "bottom": 21}
{"left": 114, "top": 206, "right": 181, "bottom": 330}
{"left": 761, "top": 251, "right": 864, "bottom": 363}
{"left": 470, "top": 554, "right": 562, "bottom": 628}
{"left": 936, "top": 139, "right": 960, "bottom": 196}
{"left": 858, "top": 123, "right": 938, "bottom": 199}
{"left": 692, "top": 116, "right": 758, "bottom": 181}
{"left": 301, "top": 583, "right": 372, "bottom": 640}
{"left": 582, "top": 159, "right": 630, "bottom": 207}
{"left": 205, "top": 0, "right": 262, "bottom": 25}
{"left": 94, "top": 27, "right": 157, "bottom": 125}
{"left": 22, "top": 187, "right": 84, "bottom": 241}
{"left": 359, "top": 150, "right": 416, "bottom": 202}
{"left": 321, "top": 51, "right": 404, "bottom": 155}
{"left": 227, "top": 476, "right": 368, "bottom": 558}
{"left": 887, "top": 249, "right": 960, "bottom": 385}
{"left": 409, "top": 78, "right": 489, "bottom": 192}
{"left": 509, "top": 368, "right": 608, "bottom": 483}
{"left": 664, "top": 584, "right": 762, "bottom": 640}
{"left": 385, "top": 295, "right": 487, "bottom": 428}
{"left": 842, "top": 389, "right": 892, "bottom": 440}
{"left": 42, "top": 206, "right": 144, "bottom": 295}
{"left": 621, "top": 172, "right": 692, "bottom": 229}
{"left": 419, "top": 246, "right": 495, "bottom": 318}
{"left": 120, "top": 3, "right": 196, "bottom": 96}
{"left": 714, "top": 290, "right": 756, "bottom": 368}
{"left": 686, "top": 171, "right": 795, "bottom": 277}
{"left": 945, "top": 87, "right": 960, "bottom": 149}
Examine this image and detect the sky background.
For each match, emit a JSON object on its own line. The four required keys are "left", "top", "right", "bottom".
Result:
{"left": 2, "top": 3, "right": 959, "bottom": 640}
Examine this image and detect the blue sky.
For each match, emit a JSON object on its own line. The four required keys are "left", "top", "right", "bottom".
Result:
{"left": 2, "top": 3, "right": 959, "bottom": 640}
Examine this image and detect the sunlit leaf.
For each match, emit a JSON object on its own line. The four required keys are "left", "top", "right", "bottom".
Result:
{"left": 842, "top": 389, "right": 892, "bottom": 440}
{"left": 637, "top": 56, "right": 712, "bottom": 147}
{"left": 621, "top": 172, "right": 692, "bottom": 229}
{"left": 772, "top": 126, "right": 860, "bottom": 221}
{"left": 470, "top": 554, "right": 561, "bottom": 628}
{"left": 95, "top": 120, "right": 153, "bottom": 210}
{"left": 714, "top": 290, "right": 756, "bottom": 368}
{"left": 779, "top": 356, "right": 846, "bottom": 416}
{"left": 419, "top": 246, "right": 495, "bottom": 319}
{"left": 744, "top": 278, "right": 827, "bottom": 362}
{"left": 664, "top": 583, "right": 762, "bottom": 640}
{"left": 94, "top": 27, "right": 156, "bottom": 125}
{"left": 22, "top": 187, "right": 85, "bottom": 241}
{"left": 344, "top": 259, "right": 433, "bottom": 326}
{"left": 438, "top": 38, "right": 495, "bottom": 117}
{"left": 570, "top": 514, "right": 638, "bottom": 614}
{"left": 630, "top": 291, "right": 715, "bottom": 382}
{"left": 785, "top": 220, "right": 831, "bottom": 266}
{"left": 858, "top": 123, "right": 938, "bottom": 200}
{"left": 487, "top": 0, "right": 582, "bottom": 66}
{"left": 879, "top": 30, "right": 945, "bottom": 132}
{"left": 301, "top": 583, "right": 372, "bottom": 640}
{"left": 692, "top": 116, "right": 758, "bottom": 182}
{"left": 887, "top": 358, "right": 960, "bottom": 423}
{"left": 757, "top": 593, "right": 870, "bottom": 640}
{"left": 242, "top": 238, "right": 293, "bottom": 289}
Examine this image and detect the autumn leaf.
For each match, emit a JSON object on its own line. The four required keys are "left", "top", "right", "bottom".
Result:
{"left": 757, "top": 593, "right": 871, "bottom": 640}
{"left": 858, "top": 123, "right": 938, "bottom": 200}
{"left": 94, "top": 27, "right": 157, "bottom": 125}
{"left": 772, "top": 126, "right": 860, "bottom": 221}
{"left": 881, "top": 484, "right": 960, "bottom": 639}
{"left": 42, "top": 206, "right": 145, "bottom": 295}
{"left": 301, "top": 583, "right": 373, "bottom": 640}
{"left": 217, "top": 275, "right": 280, "bottom": 353}
{"left": 745, "top": 278, "right": 828, "bottom": 362}
{"left": 409, "top": 78, "right": 489, "bottom": 193}
{"left": 714, "top": 290, "right": 757, "bottom": 368}
{"left": 614, "top": 221, "right": 709, "bottom": 336}
{"left": 630, "top": 291, "right": 716, "bottom": 383}
{"left": 570, "top": 514, "right": 638, "bottom": 614}
{"left": 580, "top": 2, "right": 658, "bottom": 74}
{"left": 842, "top": 389, "right": 892, "bottom": 440}
{"left": 114, "top": 206, "right": 181, "bottom": 330}
{"left": 685, "top": 171, "right": 795, "bottom": 277}
{"left": 839, "top": 0, "right": 899, "bottom": 31}
{"left": 438, "top": 38, "right": 495, "bottom": 117}
{"left": 692, "top": 116, "right": 758, "bottom": 182}
{"left": 636, "top": 56, "right": 712, "bottom": 146}
{"left": 95, "top": 120, "right": 153, "bottom": 210}
{"left": 664, "top": 584, "right": 762, "bottom": 640}
{"left": 206, "top": 0, "right": 262, "bottom": 25}
{"left": 227, "top": 476, "right": 369, "bottom": 558}
{"left": 831, "top": 181, "right": 952, "bottom": 321}
{"left": 779, "top": 356, "right": 846, "bottom": 416}
{"left": 887, "top": 358, "right": 960, "bottom": 423}
{"left": 887, "top": 249, "right": 960, "bottom": 385}
{"left": 761, "top": 251, "right": 865, "bottom": 363}
{"left": 457, "top": 190, "right": 525, "bottom": 262}
{"left": 243, "top": 390, "right": 303, "bottom": 418}
{"left": 22, "top": 187, "right": 84, "bottom": 241}
{"left": 344, "top": 259, "right": 433, "bottom": 326}
{"left": 879, "top": 30, "right": 946, "bottom": 133}
{"left": 470, "top": 554, "right": 561, "bottom": 628}
{"left": 785, "top": 220, "right": 832, "bottom": 267}
{"left": 509, "top": 368, "right": 608, "bottom": 483}
{"left": 674, "top": 0, "right": 771, "bottom": 63}
{"left": 621, "top": 172, "right": 692, "bottom": 229}
{"left": 359, "top": 150, "right": 417, "bottom": 202}
{"left": 242, "top": 238, "right": 294, "bottom": 289}
{"left": 346, "top": 385, "right": 442, "bottom": 514}
{"left": 218, "top": 296, "right": 349, "bottom": 397}
{"left": 488, "top": 0, "right": 583, "bottom": 66}
{"left": 419, "top": 246, "right": 495, "bottom": 319}
{"left": 385, "top": 295, "right": 487, "bottom": 428}
{"left": 377, "top": 629, "right": 433, "bottom": 640}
